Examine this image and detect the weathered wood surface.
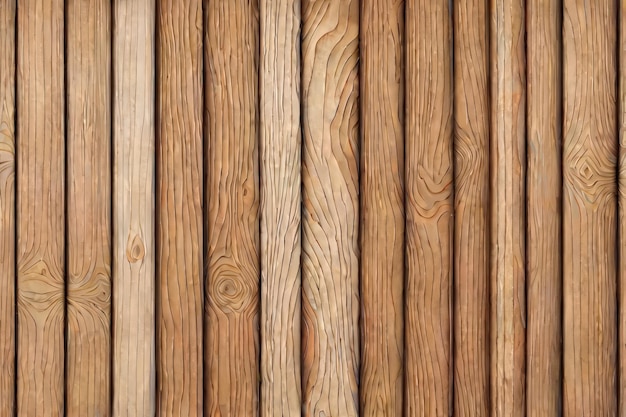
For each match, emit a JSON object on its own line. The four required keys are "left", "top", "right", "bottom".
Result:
{"left": 620, "top": 0, "right": 626, "bottom": 414}
{"left": 0, "top": 1, "right": 14, "bottom": 416}
{"left": 112, "top": 0, "right": 156, "bottom": 415}
{"left": 301, "top": 0, "right": 360, "bottom": 415}
{"left": 405, "top": 0, "right": 454, "bottom": 415}
{"left": 157, "top": 1, "right": 203, "bottom": 416}
{"left": 66, "top": 0, "right": 111, "bottom": 416}
{"left": 259, "top": 0, "right": 302, "bottom": 415}
{"left": 359, "top": 0, "right": 404, "bottom": 415}
{"left": 563, "top": 0, "right": 618, "bottom": 414}
{"left": 526, "top": 0, "right": 561, "bottom": 415}
{"left": 16, "top": 1, "right": 65, "bottom": 415}
{"left": 205, "top": 0, "right": 259, "bottom": 416}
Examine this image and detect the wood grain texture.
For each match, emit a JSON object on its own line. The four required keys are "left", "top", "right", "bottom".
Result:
{"left": 0, "top": 1, "right": 15, "bottom": 416}
{"left": 526, "top": 0, "right": 561, "bottom": 415}
{"left": 259, "top": 0, "right": 302, "bottom": 415}
{"left": 112, "top": 0, "right": 156, "bottom": 415}
{"left": 405, "top": 0, "right": 454, "bottom": 415}
{"left": 453, "top": 0, "right": 490, "bottom": 415}
{"left": 301, "top": 0, "right": 360, "bottom": 415}
{"left": 16, "top": 1, "right": 65, "bottom": 415}
{"left": 359, "top": 0, "right": 404, "bottom": 416}
{"left": 205, "top": 1, "right": 259, "bottom": 416}
{"left": 562, "top": 0, "right": 617, "bottom": 414}
{"left": 66, "top": 1, "right": 111, "bottom": 415}
{"left": 157, "top": 1, "right": 203, "bottom": 416}
{"left": 620, "top": 0, "right": 626, "bottom": 414}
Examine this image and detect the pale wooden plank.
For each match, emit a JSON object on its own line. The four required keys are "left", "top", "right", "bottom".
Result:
{"left": 66, "top": 0, "right": 111, "bottom": 415}
{"left": 301, "top": 0, "right": 360, "bottom": 415}
{"left": 112, "top": 0, "right": 156, "bottom": 415}
{"left": 563, "top": 0, "right": 617, "bottom": 414}
{"left": 359, "top": 0, "right": 404, "bottom": 415}
{"left": 205, "top": 0, "right": 259, "bottom": 415}
{"left": 259, "top": 0, "right": 302, "bottom": 415}
{"left": 16, "top": 1, "right": 65, "bottom": 415}
{"left": 620, "top": 0, "right": 626, "bottom": 414}
{"left": 157, "top": 0, "right": 203, "bottom": 415}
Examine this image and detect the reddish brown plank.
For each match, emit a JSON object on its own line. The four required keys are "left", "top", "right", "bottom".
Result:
{"left": 620, "top": 0, "right": 626, "bottom": 414}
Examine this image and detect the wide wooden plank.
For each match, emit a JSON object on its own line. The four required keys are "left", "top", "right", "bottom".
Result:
{"left": 526, "top": 0, "right": 561, "bottom": 415}
{"left": 157, "top": 1, "right": 203, "bottom": 416}
{"left": 112, "top": 1, "right": 156, "bottom": 415}
{"left": 453, "top": 0, "right": 490, "bottom": 414}
{"left": 259, "top": 0, "right": 302, "bottom": 414}
{"left": 621, "top": 0, "right": 626, "bottom": 414}
{"left": 66, "top": 1, "right": 111, "bottom": 416}
{"left": 0, "top": 1, "right": 15, "bottom": 416}
{"left": 16, "top": 1, "right": 65, "bottom": 415}
{"left": 404, "top": 0, "right": 453, "bottom": 415}
{"left": 359, "top": 0, "right": 404, "bottom": 415}
{"left": 205, "top": 1, "right": 259, "bottom": 415}
{"left": 301, "top": 1, "right": 360, "bottom": 415}
{"left": 489, "top": 0, "right": 526, "bottom": 415}
{"left": 563, "top": 0, "right": 617, "bottom": 414}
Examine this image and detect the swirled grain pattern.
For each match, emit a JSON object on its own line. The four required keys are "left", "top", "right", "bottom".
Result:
{"left": 205, "top": 1, "right": 259, "bottom": 415}
{"left": 620, "top": 0, "right": 626, "bottom": 414}
{"left": 16, "top": 1, "right": 65, "bottom": 415}
{"left": 157, "top": 1, "right": 203, "bottom": 415}
{"left": 453, "top": 1, "right": 490, "bottom": 415}
{"left": 301, "top": 1, "right": 359, "bottom": 415}
{"left": 359, "top": 0, "right": 404, "bottom": 416}
{"left": 259, "top": 0, "right": 302, "bottom": 415}
{"left": 563, "top": 0, "right": 617, "bottom": 414}
{"left": 66, "top": 1, "right": 111, "bottom": 415}
{"left": 113, "top": 1, "right": 156, "bottom": 415}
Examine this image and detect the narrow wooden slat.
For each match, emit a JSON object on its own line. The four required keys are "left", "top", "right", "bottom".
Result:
{"left": 489, "top": 0, "right": 526, "bottom": 415}
{"left": 205, "top": 1, "right": 259, "bottom": 415}
{"left": 526, "top": 0, "right": 561, "bottom": 414}
{"left": 453, "top": 0, "right": 490, "bottom": 414}
{"left": 405, "top": 0, "right": 454, "bottom": 415}
{"left": 157, "top": 0, "right": 203, "bottom": 415}
{"left": 563, "top": 0, "right": 617, "bottom": 414}
{"left": 112, "top": 0, "right": 156, "bottom": 415}
{"left": 301, "top": 0, "right": 359, "bottom": 415}
{"left": 359, "top": 0, "right": 404, "bottom": 415}
{"left": 0, "top": 1, "right": 15, "bottom": 416}
{"left": 66, "top": 0, "right": 111, "bottom": 415}
{"left": 16, "top": 1, "right": 65, "bottom": 415}
{"left": 259, "top": 0, "right": 302, "bottom": 414}
{"left": 620, "top": 0, "right": 626, "bottom": 414}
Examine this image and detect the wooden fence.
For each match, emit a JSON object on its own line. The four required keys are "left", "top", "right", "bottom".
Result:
{"left": 0, "top": 0, "right": 625, "bottom": 416}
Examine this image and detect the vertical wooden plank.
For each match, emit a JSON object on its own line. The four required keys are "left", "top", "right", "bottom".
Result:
{"left": 157, "top": 0, "right": 203, "bottom": 416}
{"left": 453, "top": 0, "right": 490, "bottom": 415}
{"left": 620, "top": 0, "right": 626, "bottom": 414}
{"left": 112, "top": 0, "right": 155, "bottom": 415}
{"left": 16, "top": 0, "right": 65, "bottom": 415}
{"left": 0, "top": 1, "right": 15, "bottom": 416}
{"left": 205, "top": 1, "right": 259, "bottom": 416}
{"left": 66, "top": 1, "right": 111, "bottom": 416}
{"left": 563, "top": 0, "right": 617, "bottom": 414}
{"left": 359, "top": 0, "right": 404, "bottom": 416}
{"left": 526, "top": 0, "right": 561, "bottom": 415}
{"left": 301, "top": 0, "right": 359, "bottom": 415}
{"left": 259, "top": 0, "right": 301, "bottom": 414}
{"left": 405, "top": 0, "right": 454, "bottom": 415}
{"left": 489, "top": 0, "right": 526, "bottom": 415}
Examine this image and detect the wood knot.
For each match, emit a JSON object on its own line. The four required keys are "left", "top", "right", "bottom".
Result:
{"left": 212, "top": 274, "right": 250, "bottom": 313}
{"left": 126, "top": 233, "right": 145, "bottom": 263}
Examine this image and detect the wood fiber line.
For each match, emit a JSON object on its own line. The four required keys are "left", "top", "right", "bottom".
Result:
{"left": 453, "top": 0, "right": 490, "bottom": 415}
{"left": 620, "top": 0, "right": 626, "bottom": 414}
{"left": 66, "top": 1, "right": 111, "bottom": 416}
{"left": 563, "top": 0, "right": 617, "bottom": 414}
{"left": 526, "top": 0, "right": 561, "bottom": 415}
{"left": 489, "top": 0, "right": 526, "bottom": 415}
{"left": 205, "top": 1, "right": 259, "bottom": 416}
{"left": 259, "top": 0, "right": 302, "bottom": 415}
{"left": 16, "top": 1, "right": 65, "bottom": 415}
{"left": 359, "top": 0, "right": 404, "bottom": 416}
{"left": 112, "top": 0, "right": 156, "bottom": 415}
{"left": 301, "top": 0, "right": 360, "bottom": 415}
{"left": 157, "top": 0, "right": 203, "bottom": 416}
{"left": 0, "top": 1, "right": 15, "bottom": 416}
